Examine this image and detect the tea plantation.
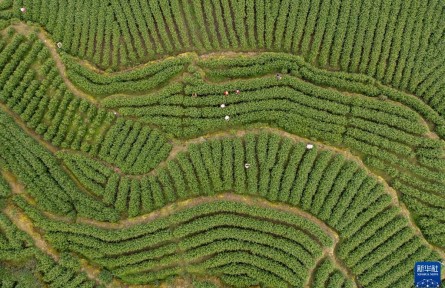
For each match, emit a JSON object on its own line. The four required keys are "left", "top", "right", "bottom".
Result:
{"left": 0, "top": 0, "right": 444, "bottom": 287}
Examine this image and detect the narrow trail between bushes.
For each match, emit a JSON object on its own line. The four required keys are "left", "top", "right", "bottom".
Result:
{"left": 47, "top": 192, "right": 339, "bottom": 237}
{"left": 11, "top": 22, "right": 98, "bottom": 105}
{"left": 4, "top": 204, "right": 59, "bottom": 261}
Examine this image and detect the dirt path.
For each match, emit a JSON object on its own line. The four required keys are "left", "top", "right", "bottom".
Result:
{"left": 1, "top": 169, "right": 26, "bottom": 196}
{"left": 43, "top": 192, "right": 338, "bottom": 236}
{"left": 4, "top": 204, "right": 59, "bottom": 260}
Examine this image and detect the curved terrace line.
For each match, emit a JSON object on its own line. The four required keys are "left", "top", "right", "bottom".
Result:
{"left": 4, "top": 23, "right": 444, "bottom": 256}
{"left": 1, "top": 4, "right": 444, "bottom": 287}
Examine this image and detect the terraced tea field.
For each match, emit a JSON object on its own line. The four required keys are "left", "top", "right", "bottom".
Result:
{"left": 0, "top": 0, "right": 444, "bottom": 287}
